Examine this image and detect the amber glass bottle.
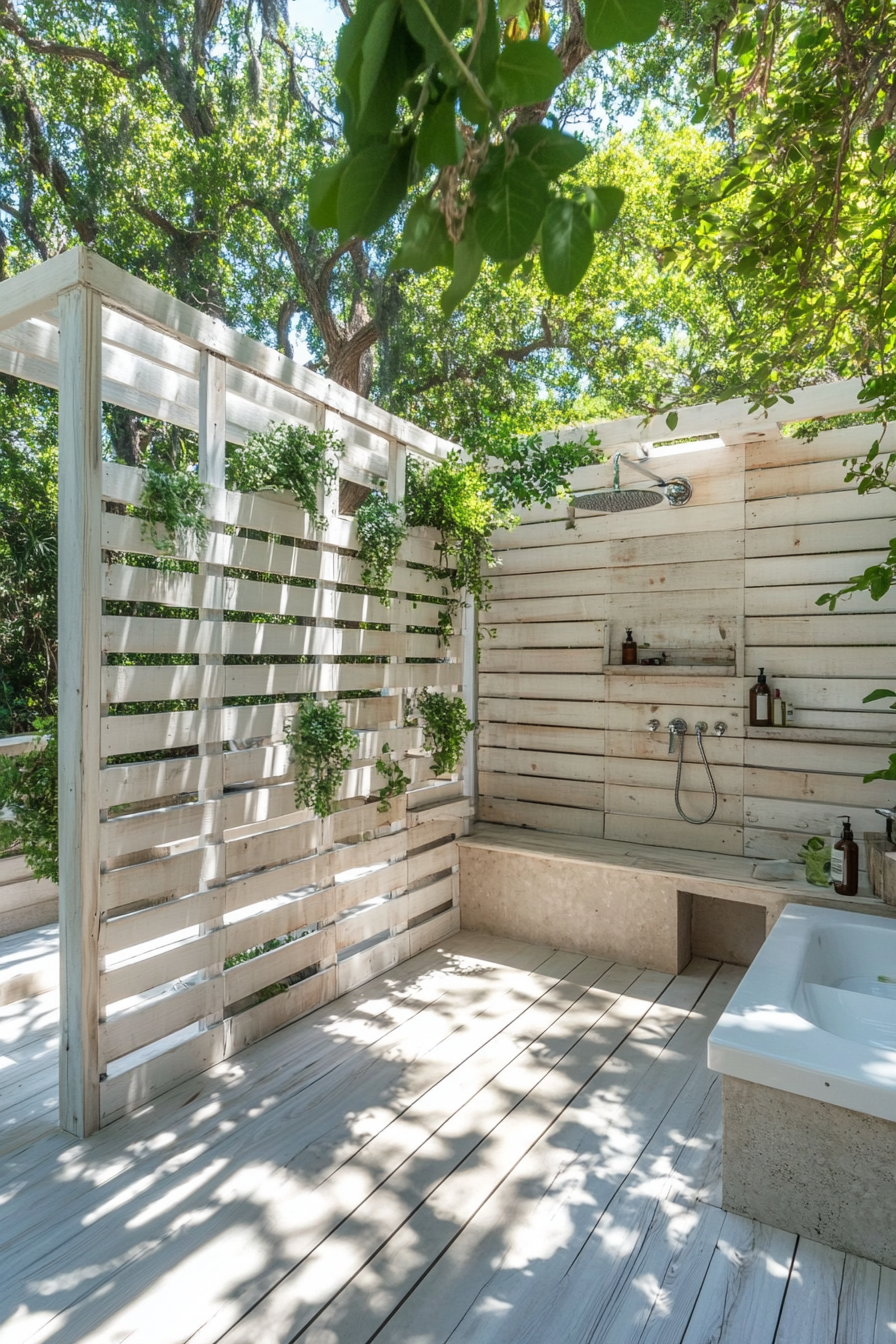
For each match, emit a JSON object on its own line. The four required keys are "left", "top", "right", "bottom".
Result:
{"left": 749, "top": 668, "right": 772, "bottom": 727}
{"left": 831, "top": 816, "right": 859, "bottom": 896}
{"left": 622, "top": 629, "right": 637, "bottom": 665}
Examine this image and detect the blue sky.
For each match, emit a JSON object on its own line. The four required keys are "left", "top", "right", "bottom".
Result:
{"left": 288, "top": 1, "right": 344, "bottom": 39}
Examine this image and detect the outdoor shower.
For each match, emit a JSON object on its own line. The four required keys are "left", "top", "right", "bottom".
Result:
{"left": 648, "top": 718, "right": 726, "bottom": 825}
{"left": 573, "top": 451, "right": 694, "bottom": 513}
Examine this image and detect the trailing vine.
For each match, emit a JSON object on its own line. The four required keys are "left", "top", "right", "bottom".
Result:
{"left": 0, "top": 716, "right": 58, "bottom": 883}
{"left": 405, "top": 453, "right": 506, "bottom": 612}
{"left": 355, "top": 490, "right": 407, "bottom": 600}
{"left": 227, "top": 423, "right": 342, "bottom": 530}
{"left": 404, "top": 432, "right": 601, "bottom": 616}
{"left": 413, "top": 691, "right": 476, "bottom": 777}
{"left": 374, "top": 743, "right": 411, "bottom": 812}
{"left": 286, "top": 698, "right": 357, "bottom": 819}
{"left": 437, "top": 603, "right": 459, "bottom": 647}
{"left": 138, "top": 464, "right": 209, "bottom": 557}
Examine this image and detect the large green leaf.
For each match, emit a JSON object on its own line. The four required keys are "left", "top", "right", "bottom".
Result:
{"left": 417, "top": 96, "right": 464, "bottom": 168}
{"left": 401, "top": 0, "right": 465, "bottom": 65}
{"left": 491, "top": 39, "right": 563, "bottom": 109}
{"left": 359, "top": 1, "right": 398, "bottom": 117}
{"left": 337, "top": 142, "right": 412, "bottom": 239}
{"left": 586, "top": 184, "right": 625, "bottom": 230}
{"left": 512, "top": 124, "right": 588, "bottom": 179}
{"left": 440, "top": 228, "right": 484, "bottom": 314}
{"left": 475, "top": 156, "right": 549, "bottom": 261}
{"left": 393, "top": 199, "right": 454, "bottom": 272}
{"left": 540, "top": 198, "right": 595, "bottom": 293}
{"left": 583, "top": 0, "right": 665, "bottom": 52}
{"left": 308, "top": 159, "right": 349, "bottom": 231}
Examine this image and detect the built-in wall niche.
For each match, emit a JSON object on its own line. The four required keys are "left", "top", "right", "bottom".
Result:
{"left": 603, "top": 620, "right": 741, "bottom": 675}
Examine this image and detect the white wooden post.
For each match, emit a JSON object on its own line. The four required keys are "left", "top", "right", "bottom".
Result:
{"left": 58, "top": 283, "right": 103, "bottom": 1137}
{"left": 386, "top": 440, "right": 409, "bottom": 935}
{"left": 462, "top": 596, "right": 478, "bottom": 829}
{"left": 314, "top": 404, "right": 342, "bottom": 964}
{"left": 387, "top": 439, "right": 407, "bottom": 734}
{"left": 197, "top": 351, "right": 227, "bottom": 1031}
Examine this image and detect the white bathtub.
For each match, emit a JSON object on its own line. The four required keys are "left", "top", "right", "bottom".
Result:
{"left": 708, "top": 903, "right": 896, "bottom": 1123}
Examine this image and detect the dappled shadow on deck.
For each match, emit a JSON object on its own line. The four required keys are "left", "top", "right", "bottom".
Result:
{"left": 0, "top": 935, "right": 889, "bottom": 1344}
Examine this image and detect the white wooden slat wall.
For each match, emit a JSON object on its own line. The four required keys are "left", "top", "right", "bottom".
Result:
{"left": 481, "top": 418, "right": 895, "bottom": 863}
{"left": 91, "top": 449, "right": 466, "bottom": 1129}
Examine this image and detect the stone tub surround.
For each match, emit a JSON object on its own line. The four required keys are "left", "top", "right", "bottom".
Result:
{"left": 723, "top": 1075, "right": 896, "bottom": 1270}
{"left": 457, "top": 824, "right": 892, "bottom": 975}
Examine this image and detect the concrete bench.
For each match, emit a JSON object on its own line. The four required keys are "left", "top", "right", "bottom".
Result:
{"left": 458, "top": 824, "right": 894, "bottom": 974}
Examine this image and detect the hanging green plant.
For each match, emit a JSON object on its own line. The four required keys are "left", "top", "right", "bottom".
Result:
{"left": 403, "top": 432, "right": 601, "bottom": 614}
{"left": 374, "top": 743, "right": 411, "bottom": 812}
{"left": 286, "top": 698, "right": 357, "bottom": 819}
{"left": 0, "top": 716, "right": 58, "bottom": 884}
{"left": 415, "top": 690, "right": 476, "bottom": 777}
{"left": 355, "top": 490, "right": 407, "bottom": 600}
{"left": 227, "top": 423, "right": 342, "bottom": 530}
{"left": 405, "top": 453, "right": 508, "bottom": 612}
{"left": 138, "top": 464, "right": 210, "bottom": 557}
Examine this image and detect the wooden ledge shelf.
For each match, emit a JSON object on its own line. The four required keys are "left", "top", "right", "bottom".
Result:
{"left": 746, "top": 725, "right": 896, "bottom": 746}
{"left": 604, "top": 663, "right": 736, "bottom": 677}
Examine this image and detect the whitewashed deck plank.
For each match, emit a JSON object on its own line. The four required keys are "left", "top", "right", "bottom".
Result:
{"left": 408, "top": 966, "right": 736, "bottom": 1344}
{"left": 0, "top": 940, "right": 596, "bottom": 1341}
{"left": 201, "top": 961, "right": 662, "bottom": 1344}
{"left": 833, "top": 1254, "right": 880, "bottom": 1344}
{"left": 774, "top": 1238, "right": 845, "bottom": 1344}
{"left": 0, "top": 933, "right": 529, "bottom": 1197}
{"left": 303, "top": 962, "right": 729, "bottom": 1344}
{"left": 875, "top": 1265, "right": 896, "bottom": 1342}
{"left": 0, "top": 937, "right": 887, "bottom": 1344}
{"left": 680, "top": 1212, "right": 796, "bottom": 1344}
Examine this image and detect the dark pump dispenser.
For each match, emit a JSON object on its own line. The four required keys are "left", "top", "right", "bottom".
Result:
{"left": 749, "top": 668, "right": 772, "bottom": 727}
{"left": 622, "top": 629, "right": 637, "bottom": 665}
{"left": 831, "top": 816, "right": 859, "bottom": 896}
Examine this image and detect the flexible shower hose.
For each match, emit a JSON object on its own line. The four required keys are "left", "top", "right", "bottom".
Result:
{"left": 673, "top": 725, "right": 718, "bottom": 825}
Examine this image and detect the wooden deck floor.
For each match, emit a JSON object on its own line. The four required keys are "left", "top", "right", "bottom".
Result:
{"left": 0, "top": 931, "right": 893, "bottom": 1344}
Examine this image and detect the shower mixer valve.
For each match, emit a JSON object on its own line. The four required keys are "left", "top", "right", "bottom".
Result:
{"left": 667, "top": 718, "right": 687, "bottom": 753}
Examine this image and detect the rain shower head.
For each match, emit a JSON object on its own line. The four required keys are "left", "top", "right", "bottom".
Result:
{"left": 572, "top": 453, "right": 693, "bottom": 514}
{"left": 573, "top": 487, "right": 664, "bottom": 512}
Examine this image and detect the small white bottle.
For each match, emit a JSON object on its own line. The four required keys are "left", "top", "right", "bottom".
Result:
{"left": 772, "top": 688, "right": 786, "bottom": 726}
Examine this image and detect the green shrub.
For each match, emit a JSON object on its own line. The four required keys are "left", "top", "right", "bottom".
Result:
{"left": 138, "top": 464, "right": 210, "bottom": 557}
{"left": 0, "top": 717, "right": 58, "bottom": 883}
{"left": 227, "top": 424, "right": 342, "bottom": 530}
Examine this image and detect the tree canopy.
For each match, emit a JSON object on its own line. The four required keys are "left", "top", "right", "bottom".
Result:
{"left": 2, "top": 0, "right": 896, "bottom": 735}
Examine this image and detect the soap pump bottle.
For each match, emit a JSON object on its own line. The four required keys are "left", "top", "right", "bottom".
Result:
{"left": 622, "top": 629, "right": 637, "bottom": 665}
{"left": 749, "top": 668, "right": 772, "bottom": 727}
{"left": 831, "top": 816, "right": 859, "bottom": 896}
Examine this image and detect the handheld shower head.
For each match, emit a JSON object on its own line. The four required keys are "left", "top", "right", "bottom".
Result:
{"left": 572, "top": 453, "right": 693, "bottom": 513}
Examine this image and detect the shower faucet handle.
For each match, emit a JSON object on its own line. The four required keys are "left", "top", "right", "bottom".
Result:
{"left": 647, "top": 719, "right": 660, "bottom": 733}
{"left": 667, "top": 717, "right": 687, "bottom": 753}
{"left": 714, "top": 721, "right": 727, "bottom": 737}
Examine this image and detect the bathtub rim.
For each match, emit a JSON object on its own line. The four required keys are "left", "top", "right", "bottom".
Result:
{"left": 708, "top": 902, "right": 896, "bottom": 1124}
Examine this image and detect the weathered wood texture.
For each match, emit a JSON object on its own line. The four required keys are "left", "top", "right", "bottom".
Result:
{"left": 0, "top": 932, "right": 887, "bottom": 1344}
{"left": 93, "top": 473, "right": 464, "bottom": 1126}
{"left": 0, "top": 250, "right": 476, "bottom": 1136}
{"left": 482, "top": 409, "right": 894, "bottom": 865}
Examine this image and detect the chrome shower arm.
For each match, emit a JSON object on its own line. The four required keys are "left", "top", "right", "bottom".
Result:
{"left": 613, "top": 452, "right": 668, "bottom": 488}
